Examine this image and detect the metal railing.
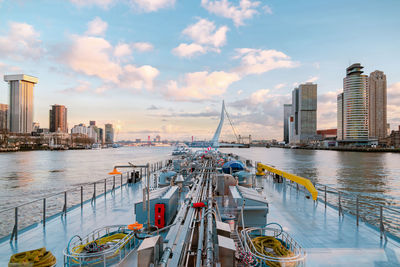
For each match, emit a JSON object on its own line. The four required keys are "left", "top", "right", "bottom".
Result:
{"left": 0, "top": 160, "right": 165, "bottom": 242}
{"left": 264, "top": 171, "right": 400, "bottom": 241}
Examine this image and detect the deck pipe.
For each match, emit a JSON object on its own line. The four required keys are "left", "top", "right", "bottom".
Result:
{"left": 195, "top": 178, "right": 208, "bottom": 267}
{"left": 159, "top": 165, "right": 206, "bottom": 266}
{"left": 205, "top": 172, "right": 214, "bottom": 267}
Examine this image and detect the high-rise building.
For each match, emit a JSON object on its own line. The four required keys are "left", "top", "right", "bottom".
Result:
{"left": 99, "top": 128, "right": 104, "bottom": 144}
{"left": 71, "top": 123, "right": 87, "bottom": 135}
{"left": 4, "top": 74, "right": 38, "bottom": 133}
{"left": 105, "top": 123, "right": 114, "bottom": 144}
{"left": 283, "top": 104, "right": 292, "bottom": 143}
{"left": 0, "top": 104, "right": 8, "bottom": 131}
{"left": 290, "top": 83, "right": 317, "bottom": 143}
{"left": 90, "top": 121, "right": 96, "bottom": 126}
{"left": 337, "top": 93, "right": 344, "bottom": 140}
{"left": 49, "top": 104, "right": 68, "bottom": 133}
{"left": 368, "top": 70, "right": 387, "bottom": 140}
{"left": 342, "top": 63, "right": 369, "bottom": 141}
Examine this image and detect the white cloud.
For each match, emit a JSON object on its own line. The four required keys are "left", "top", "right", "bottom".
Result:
{"left": 70, "top": 0, "right": 114, "bottom": 9}
{"left": 388, "top": 82, "right": 400, "bottom": 127}
{"left": 182, "top": 18, "right": 228, "bottom": 48}
{"left": 114, "top": 43, "right": 132, "bottom": 58}
{"left": 172, "top": 43, "right": 206, "bottom": 58}
{"left": 233, "top": 48, "right": 299, "bottom": 75}
{"left": 263, "top": 5, "right": 272, "bottom": 14}
{"left": 306, "top": 76, "right": 319, "bottom": 83}
{"left": 132, "top": 42, "right": 154, "bottom": 52}
{"left": 274, "top": 83, "right": 286, "bottom": 89}
{"left": 164, "top": 71, "right": 240, "bottom": 101}
{"left": 201, "top": 0, "right": 262, "bottom": 26}
{"left": 129, "top": 0, "right": 175, "bottom": 12}
{"left": 173, "top": 18, "right": 228, "bottom": 58}
{"left": 317, "top": 91, "right": 338, "bottom": 129}
{"left": 250, "top": 89, "right": 270, "bottom": 104}
{"left": 62, "top": 80, "right": 92, "bottom": 93}
{"left": 0, "top": 21, "right": 43, "bottom": 61}
{"left": 86, "top": 17, "right": 108, "bottom": 36}
{"left": 62, "top": 35, "right": 159, "bottom": 91}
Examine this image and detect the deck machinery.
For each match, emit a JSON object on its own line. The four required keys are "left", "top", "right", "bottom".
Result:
{"left": 124, "top": 151, "right": 300, "bottom": 267}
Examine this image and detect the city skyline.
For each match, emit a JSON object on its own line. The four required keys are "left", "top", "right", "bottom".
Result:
{"left": 0, "top": 1, "right": 399, "bottom": 140}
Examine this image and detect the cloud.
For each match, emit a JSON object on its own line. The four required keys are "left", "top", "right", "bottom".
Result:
{"left": 173, "top": 18, "right": 228, "bottom": 58}
{"left": 70, "top": 0, "right": 114, "bottom": 9}
{"left": 233, "top": 48, "right": 299, "bottom": 75}
{"left": 62, "top": 80, "right": 92, "bottom": 93}
{"left": 161, "top": 110, "right": 220, "bottom": 117}
{"left": 132, "top": 42, "right": 154, "bottom": 52}
{"left": 86, "top": 17, "right": 108, "bottom": 36}
{"left": 0, "top": 21, "right": 43, "bottom": 61}
{"left": 305, "top": 76, "right": 319, "bottom": 83}
{"left": 147, "top": 105, "right": 160, "bottom": 110}
{"left": 172, "top": 43, "right": 206, "bottom": 58}
{"left": 388, "top": 82, "right": 400, "bottom": 127}
{"left": 0, "top": 62, "right": 21, "bottom": 75}
{"left": 182, "top": 18, "right": 228, "bottom": 47}
{"left": 263, "top": 5, "right": 272, "bottom": 14}
{"left": 114, "top": 43, "right": 132, "bottom": 58}
{"left": 129, "top": 0, "right": 175, "bottom": 12}
{"left": 317, "top": 91, "right": 338, "bottom": 129}
{"left": 201, "top": 0, "right": 262, "bottom": 27}
{"left": 274, "top": 83, "right": 286, "bottom": 89}
{"left": 164, "top": 71, "right": 240, "bottom": 101}
{"left": 61, "top": 34, "right": 159, "bottom": 91}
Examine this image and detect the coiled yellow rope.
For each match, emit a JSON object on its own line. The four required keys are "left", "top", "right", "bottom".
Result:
{"left": 251, "top": 236, "right": 294, "bottom": 267}
{"left": 9, "top": 247, "right": 56, "bottom": 267}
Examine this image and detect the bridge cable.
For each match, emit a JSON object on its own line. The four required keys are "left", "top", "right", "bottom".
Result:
{"left": 224, "top": 107, "right": 240, "bottom": 143}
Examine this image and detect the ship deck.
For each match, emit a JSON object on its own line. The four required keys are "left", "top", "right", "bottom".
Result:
{"left": 1, "top": 177, "right": 400, "bottom": 266}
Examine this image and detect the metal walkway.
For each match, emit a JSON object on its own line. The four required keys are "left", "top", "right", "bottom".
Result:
{"left": 0, "top": 183, "right": 142, "bottom": 266}
{"left": 262, "top": 177, "right": 400, "bottom": 266}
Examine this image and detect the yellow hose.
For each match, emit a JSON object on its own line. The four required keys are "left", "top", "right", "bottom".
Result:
{"left": 8, "top": 247, "right": 56, "bottom": 267}
{"left": 72, "top": 233, "right": 128, "bottom": 254}
{"left": 251, "top": 236, "right": 294, "bottom": 267}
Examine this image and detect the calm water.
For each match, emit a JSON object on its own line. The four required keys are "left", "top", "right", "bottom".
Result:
{"left": 1, "top": 146, "right": 400, "bottom": 210}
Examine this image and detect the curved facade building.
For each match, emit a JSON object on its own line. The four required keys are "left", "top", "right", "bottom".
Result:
{"left": 343, "top": 64, "right": 369, "bottom": 141}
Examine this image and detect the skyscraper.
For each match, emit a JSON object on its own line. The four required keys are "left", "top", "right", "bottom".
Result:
{"left": 342, "top": 63, "right": 369, "bottom": 141}
{"left": 0, "top": 104, "right": 8, "bottom": 131}
{"left": 4, "top": 74, "right": 38, "bottom": 133}
{"left": 105, "top": 124, "right": 114, "bottom": 144}
{"left": 368, "top": 70, "right": 387, "bottom": 140}
{"left": 291, "top": 83, "right": 317, "bottom": 143}
{"left": 49, "top": 104, "right": 68, "bottom": 133}
{"left": 283, "top": 104, "right": 292, "bottom": 143}
{"left": 337, "top": 93, "right": 344, "bottom": 141}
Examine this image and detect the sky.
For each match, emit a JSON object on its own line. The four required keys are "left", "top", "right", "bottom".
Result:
{"left": 0, "top": 0, "right": 399, "bottom": 141}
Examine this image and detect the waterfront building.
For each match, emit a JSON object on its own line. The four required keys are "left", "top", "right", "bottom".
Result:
{"left": 156, "top": 135, "right": 161, "bottom": 142}
{"left": 387, "top": 125, "right": 400, "bottom": 148}
{"left": 290, "top": 83, "right": 317, "bottom": 144}
{"left": 90, "top": 121, "right": 96, "bottom": 126}
{"left": 32, "top": 122, "right": 40, "bottom": 132}
{"left": 71, "top": 124, "right": 87, "bottom": 135}
{"left": 283, "top": 104, "right": 292, "bottom": 143}
{"left": 317, "top": 129, "right": 337, "bottom": 139}
{"left": 288, "top": 115, "right": 295, "bottom": 144}
{"left": 87, "top": 125, "right": 98, "bottom": 142}
{"left": 49, "top": 105, "right": 67, "bottom": 133}
{"left": 387, "top": 123, "right": 391, "bottom": 136}
{"left": 0, "top": 104, "right": 8, "bottom": 131}
{"left": 105, "top": 123, "right": 114, "bottom": 144}
{"left": 368, "top": 70, "right": 387, "bottom": 141}
{"left": 337, "top": 93, "right": 344, "bottom": 140}
{"left": 341, "top": 63, "right": 369, "bottom": 142}
{"left": 4, "top": 74, "right": 38, "bottom": 133}
{"left": 99, "top": 128, "right": 104, "bottom": 144}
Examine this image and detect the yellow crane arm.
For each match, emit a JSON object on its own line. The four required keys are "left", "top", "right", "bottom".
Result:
{"left": 256, "top": 162, "right": 318, "bottom": 201}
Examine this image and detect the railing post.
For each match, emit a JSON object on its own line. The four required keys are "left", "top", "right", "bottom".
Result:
{"left": 120, "top": 174, "right": 123, "bottom": 187}
{"left": 356, "top": 196, "right": 359, "bottom": 226}
{"left": 81, "top": 186, "right": 83, "bottom": 208}
{"left": 324, "top": 186, "right": 327, "bottom": 209}
{"left": 10, "top": 207, "right": 18, "bottom": 241}
{"left": 104, "top": 178, "right": 106, "bottom": 196}
{"left": 113, "top": 176, "right": 115, "bottom": 191}
{"left": 338, "top": 192, "right": 342, "bottom": 217}
{"left": 43, "top": 198, "right": 46, "bottom": 227}
{"left": 91, "top": 183, "right": 96, "bottom": 204}
{"left": 380, "top": 206, "right": 385, "bottom": 239}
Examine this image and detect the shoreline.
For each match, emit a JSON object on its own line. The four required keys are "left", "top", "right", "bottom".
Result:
{"left": 270, "top": 145, "right": 400, "bottom": 153}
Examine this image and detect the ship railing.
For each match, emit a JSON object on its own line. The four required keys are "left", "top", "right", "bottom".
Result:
{"left": 0, "top": 160, "right": 165, "bottom": 242}
{"left": 262, "top": 170, "right": 400, "bottom": 241}
{"left": 63, "top": 225, "right": 137, "bottom": 267}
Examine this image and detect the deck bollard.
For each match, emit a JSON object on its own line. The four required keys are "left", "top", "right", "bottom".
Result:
{"left": 43, "top": 198, "right": 46, "bottom": 226}
{"left": 356, "top": 196, "right": 359, "bottom": 226}
{"left": 81, "top": 186, "right": 83, "bottom": 208}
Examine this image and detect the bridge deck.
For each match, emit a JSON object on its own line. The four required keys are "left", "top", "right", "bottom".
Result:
{"left": 1, "top": 177, "right": 400, "bottom": 266}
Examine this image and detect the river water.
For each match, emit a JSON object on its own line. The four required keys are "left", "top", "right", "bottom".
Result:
{"left": 1, "top": 146, "right": 400, "bottom": 237}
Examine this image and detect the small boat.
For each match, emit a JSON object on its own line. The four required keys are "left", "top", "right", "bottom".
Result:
{"left": 171, "top": 143, "right": 191, "bottom": 155}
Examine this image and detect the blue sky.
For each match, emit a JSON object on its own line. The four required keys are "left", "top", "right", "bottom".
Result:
{"left": 0, "top": 0, "right": 399, "bottom": 141}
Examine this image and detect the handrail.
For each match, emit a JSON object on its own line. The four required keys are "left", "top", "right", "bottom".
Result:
{"left": 256, "top": 162, "right": 318, "bottom": 200}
